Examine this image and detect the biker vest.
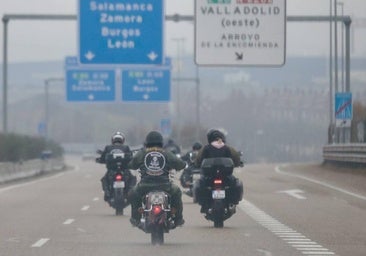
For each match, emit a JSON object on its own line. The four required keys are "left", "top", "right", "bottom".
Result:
{"left": 140, "top": 148, "right": 170, "bottom": 182}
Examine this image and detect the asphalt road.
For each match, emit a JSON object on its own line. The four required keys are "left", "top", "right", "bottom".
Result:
{"left": 1, "top": 156, "right": 365, "bottom": 256}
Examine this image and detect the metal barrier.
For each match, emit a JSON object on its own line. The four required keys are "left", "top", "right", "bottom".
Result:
{"left": 323, "top": 144, "right": 366, "bottom": 164}
{"left": 0, "top": 158, "right": 65, "bottom": 184}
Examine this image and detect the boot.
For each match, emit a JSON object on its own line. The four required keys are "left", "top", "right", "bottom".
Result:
{"left": 130, "top": 206, "right": 141, "bottom": 227}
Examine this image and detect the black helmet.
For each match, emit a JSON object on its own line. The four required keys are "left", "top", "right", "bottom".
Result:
{"left": 207, "top": 129, "right": 225, "bottom": 144}
{"left": 145, "top": 131, "right": 163, "bottom": 148}
{"left": 192, "top": 142, "right": 202, "bottom": 151}
{"left": 111, "top": 131, "right": 125, "bottom": 144}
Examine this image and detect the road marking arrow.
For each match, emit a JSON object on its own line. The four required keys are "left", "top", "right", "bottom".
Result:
{"left": 277, "top": 189, "right": 306, "bottom": 199}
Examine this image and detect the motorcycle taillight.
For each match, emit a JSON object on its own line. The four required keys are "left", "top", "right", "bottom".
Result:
{"left": 115, "top": 174, "right": 123, "bottom": 181}
{"left": 214, "top": 179, "right": 222, "bottom": 185}
{"left": 153, "top": 205, "right": 162, "bottom": 215}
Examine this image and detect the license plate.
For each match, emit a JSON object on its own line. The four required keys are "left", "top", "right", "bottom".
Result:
{"left": 212, "top": 190, "right": 225, "bottom": 199}
{"left": 113, "top": 181, "right": 125, "bottom": 188}
{"left": 192, "top": 174, "right": 201, "bottom": 181}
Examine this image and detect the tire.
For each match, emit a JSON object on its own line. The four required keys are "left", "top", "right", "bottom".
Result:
{"left": 214, "top": 219, "right": 224, "bottom": 228}
{"left": 151, "top": 227, "right": 164, "bottom": 245}
{"left": 114, "top": 189, "right": 124, "bottom": 216}
{"left": 192, "top": 188, "right": 197, "bottom": 203}
{"left": 115, "top": 206, "right": 124, "bottom": 216}
{"left": 212, "top": 200, "right": 225, "bottom": 228}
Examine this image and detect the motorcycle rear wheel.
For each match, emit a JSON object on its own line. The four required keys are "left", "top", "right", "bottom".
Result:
{"left": 114, "top": 189, "right": 124, "bottom": 216}
{"left": 151, "top": 227, "right": 164, "bottom": 245}
{"left": 213, "top": 200, "right": 225, "bottom": 228}
{"left": 214, "top": 219, "right": 224, "bottom": 228}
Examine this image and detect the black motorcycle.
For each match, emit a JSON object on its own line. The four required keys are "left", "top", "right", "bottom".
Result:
{"left": 180, "top": 152, "right": 201, "bottom": 202}
{"left": 199, "top": 157, "right": 238, "bottom": 228}
{"left": 96, "top": 150, "right": 135, "bottom": 215}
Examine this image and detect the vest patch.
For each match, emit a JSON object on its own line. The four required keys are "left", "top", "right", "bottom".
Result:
{"left": 144, "top": 151, "right": 166, "bottom": 176}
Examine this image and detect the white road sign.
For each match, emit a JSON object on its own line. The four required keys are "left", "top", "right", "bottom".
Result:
{"left": 195, "top": 0, "right": 286, "bottom": 66}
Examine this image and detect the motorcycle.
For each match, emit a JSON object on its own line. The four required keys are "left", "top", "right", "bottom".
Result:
{"left": 180, "top": 165, "right": 201, "bottom": 203}
{"left": 179, "top": 151, "right": 201, "bottom": 202}
{"left": 199, "top": 157, "right": 238, "bottom": 228}
{"left": 137, "top": 191, "right": 176, "bottom": 245}
{"left": 96, "top": 150, "right": 135, "bottom": 216}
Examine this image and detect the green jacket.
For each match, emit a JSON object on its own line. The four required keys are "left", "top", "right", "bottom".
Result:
{"left": 128, "top": 147, "right": 186, "bottom": 183}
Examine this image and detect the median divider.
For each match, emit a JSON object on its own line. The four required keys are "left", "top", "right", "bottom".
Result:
{"left": 323, "top": 144, "right": 366, "bottom": 165}
{"left": 0, "top": 158, "right": 66, "bottom": 184}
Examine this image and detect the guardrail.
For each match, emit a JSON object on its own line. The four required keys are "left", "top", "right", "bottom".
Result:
{"left": 323, "top": 143, "right": 366, "bottom": 164}
{"left": 0, "top": 157, "right": 66, "bottom": 184}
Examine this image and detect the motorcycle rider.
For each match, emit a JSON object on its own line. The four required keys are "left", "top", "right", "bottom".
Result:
{"left": 97, "top": 131, "right": 136, "bottom": 202}
{"left": 128, "top": 131, "right": 186, "bottom": 227}
{"left": 194, "top": 129, "right": 243, "bottom": 213}
{"left": 179, "top": 142, "right": 202, "bottom": 193}
{"left": 163, "top": 138, "right": 181, "bottom": 155}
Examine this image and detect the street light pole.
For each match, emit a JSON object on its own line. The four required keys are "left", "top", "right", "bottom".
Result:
{"left": 337, "top": 2, "right": 345, "bottom": 92}
{"left": 195, "top": 65, "right": 201, "bottom": 141}
{"left": 329, "top": 0, "right": 334, "bottom": 143}
{"left": 2, "top": 16, "right": 9, "bottom": 133}
{"left": 171, "top": 37, "right": 185, "bottom": 143}
{"left": 334, "top": 0, "right": 339, "bottom": 94}
{"left": 44, "top": 78, "right": 64, "bottom": 140}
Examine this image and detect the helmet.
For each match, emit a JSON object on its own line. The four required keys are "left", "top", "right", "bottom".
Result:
{"left": 192, "top": 142, "right": 202, "bottom": 151}
{"left": 145, "top": 131, "right": 163, "bottom": 148}
{"left": 207, "top": 129, "right": 225, "bottom": 144}
{"left": 111, "top": 131, "right": 125, "bottom": 144}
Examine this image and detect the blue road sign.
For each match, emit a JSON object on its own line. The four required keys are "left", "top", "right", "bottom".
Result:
{"left": 335, "top": 92, "right": 352, "bottom": 120}
{"left": 78, "top": 0, "right": 164, "bottom": 65}
{"left": 66, "top": 69, "right": 116, "bottom": 102}
{"left": 122, "top": 68, "right": 170, "bottom": 102}
{"left": 160, "top": 118, "right": 172, "bottom": 136}
{"left": 65, "top": 56, "right": 79, "bottom": 68}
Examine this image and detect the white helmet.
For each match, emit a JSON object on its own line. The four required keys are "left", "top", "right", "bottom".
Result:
{"left": 111, "top": 131, "right": 125, "bottom": 144}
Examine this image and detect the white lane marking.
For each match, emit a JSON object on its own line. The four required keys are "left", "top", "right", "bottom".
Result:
{"left": 0, "top": 173, "right": 64, "bottom": 194}
{"left": 239, "top": 199, "right": 336, "bottom": 255}
{"left": 277, "top": 189, "right": 306, "bottom": 200}
{"left": 7, "top": 237, "right": 20, "bottom": 243}
{"left": 301, "top": 252, "right": 334, "bottom": 255}
{"left": 293, "top": 245, "right": 323, "bottom": 248}
{"left": 93, "top": 197, "right": 99, "bottom": 201}
{"left": 299, "top": 248, "right": 330, "bottom": 251}
{"left": 31, "top": 238, "right": 50, "bottom": 247}
{"left": 81, "top": 205, "right": 90, "bottom": 211}
{"left": 283, "top": 238, "right": 311, "bottom": 241}
{"left": 257, "top": 249, "right": 273, "bottom": 256}
{"left": 275, "top": 166, "right": 366, "bottom": 201}
{"left": 63, "top": 219, "right": 75, "bottom": 225}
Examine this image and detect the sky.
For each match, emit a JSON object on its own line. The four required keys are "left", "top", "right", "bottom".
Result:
{"left": 0, "top": 0, "right": 365, "bottom": 63}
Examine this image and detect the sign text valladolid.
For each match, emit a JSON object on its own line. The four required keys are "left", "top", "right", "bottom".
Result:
{"left": 195, "top": 0, "right": 286, "bottom": 66}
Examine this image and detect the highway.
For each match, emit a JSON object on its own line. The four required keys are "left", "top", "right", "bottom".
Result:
{"left": 1, "top": 156, "right": 365, "bottom": 256}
